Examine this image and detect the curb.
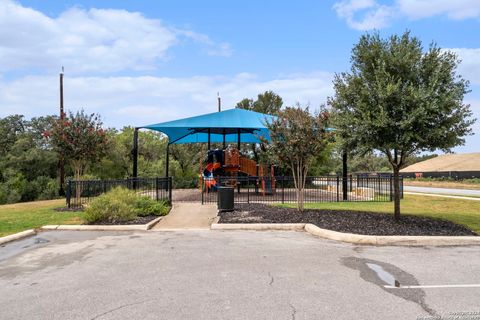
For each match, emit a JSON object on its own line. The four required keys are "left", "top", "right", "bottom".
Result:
{"left": 211, "top": 223, "right": 306, "bottom": 231}
{"left": 305, "top": 223, "right": 480, "bottom": 246}
{"left": 41, "top": 216, "right": 164, "bottom": 232}
{"left": 44, "top": 225, "right": 149, "bottom": 231}
{"left": 145, "top": 216, "right": 163, "bottom": 230}
{"left": 0, "top": 229, "right": 36, "bottom": 246}
{"left": 304, "top": 224, "right": 377, "bottom": 244}
{"left": 211, "top": 223, "right": 480, "bottom": 246}
{"left": 40, "top": 207, "right": 170, "bottom": 233}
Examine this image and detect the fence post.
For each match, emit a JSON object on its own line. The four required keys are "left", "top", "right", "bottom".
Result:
{"left": 103, "top": 180, "right": 107, "bottom": 194}
{"left": 168, "top": 177, "right": 172, "bottom": 204}
{"left": 336, "top": 176, "right": 340, "bottom": 202}
{"left": 282, "top": 176, "right": 285, "bottom": 204}
{"left": 247, "top": 177, "right": 250, "bottom": 204}
{"left": 66, "top": 180, "right": 72, "bottom": 208}
{"left": 155, "top": 177, "right": 159, "bottom": 201}
{"left": 201, "top": 178, "right": 204, "bottom": 205}
{"left": 400, "top": 177, "right": 404, "bottom": 199}
{"left": 389, "top": 175, "right": 393, "bottom": 201}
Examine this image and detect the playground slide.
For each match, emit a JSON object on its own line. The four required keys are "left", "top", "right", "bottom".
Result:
{"left": 203, "top": 162, "right": 221, "bottom": 190}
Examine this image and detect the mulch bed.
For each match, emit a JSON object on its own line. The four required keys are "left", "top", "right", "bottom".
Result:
{"left": 55, "top": 206, "right": 160, "bottom": 225}
{"left": 86, "top": 215, "right": 159, "bottom": 225}
{"left": 219, "top": 203, "right": 477, "bottom": 236}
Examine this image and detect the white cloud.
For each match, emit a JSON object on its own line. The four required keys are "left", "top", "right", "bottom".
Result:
{"left": 455, "top": 98, "right": 480, "bottom": 153}
{"left": 0, "top": 72, "right": 334, "bottom": 128}
{"left": 398, "top": 0, "right": 480, "bottom": 20}
{"left": 333, "top": 0, "right": 480, "bottom": 30}
{"left": 333, "top": 0, "right": 395, "bottom": 30}
{"left": 206, "top": 42, "right": 233, "bottom": 57}
{"left": 0, "top": 0, "right": 232, "bottom": 74}
{"left": 444, "top": 48, "right": 480, "bottom": 86}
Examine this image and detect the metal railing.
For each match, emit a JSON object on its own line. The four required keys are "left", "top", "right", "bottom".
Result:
{"left": 66, "top": 177, "right": 172, "bottom": 208}
{"left": 201, "top": 175, "right": 403, "bottom": 204}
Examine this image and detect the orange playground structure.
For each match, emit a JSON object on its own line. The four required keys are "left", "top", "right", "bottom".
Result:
{"left": 201, "top": 146, "right": 275, "bottom": 195}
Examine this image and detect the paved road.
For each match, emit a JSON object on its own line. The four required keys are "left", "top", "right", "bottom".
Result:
{"left": 1, "top": 230, "right": 480, "bottom": 319}
{"left": 404, "top": 186, "right": 480, "bottom": 197}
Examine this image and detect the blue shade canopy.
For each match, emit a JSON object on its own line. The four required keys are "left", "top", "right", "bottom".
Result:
{"left": 141, "top": 108, "right": 277, "bottom": 144}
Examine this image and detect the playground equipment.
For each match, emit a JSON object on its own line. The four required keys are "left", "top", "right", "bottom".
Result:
{"left": 201, "top": 145, "right": 275, "bottom": 195}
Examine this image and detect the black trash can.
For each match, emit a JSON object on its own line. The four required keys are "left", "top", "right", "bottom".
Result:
{"left": 217, "top": 186, "right": 234, "bottom": 212}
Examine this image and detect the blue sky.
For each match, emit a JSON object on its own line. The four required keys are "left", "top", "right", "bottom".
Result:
{"left": 0, "top": 0, "right": 479, "bottom": 152}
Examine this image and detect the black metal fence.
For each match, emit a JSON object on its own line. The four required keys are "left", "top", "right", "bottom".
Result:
{"left": 201, "top": 175, "right": 403, "bottom": 204}
{"left": 66, "top": 177, "right": 172, "bottom": 208}
{"left": 66, "top": 175, "right": 402, "bottom": 207}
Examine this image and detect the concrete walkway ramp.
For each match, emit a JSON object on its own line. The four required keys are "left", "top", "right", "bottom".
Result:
{"left": 152, "top": 203, "right": 218, "bottom": 230}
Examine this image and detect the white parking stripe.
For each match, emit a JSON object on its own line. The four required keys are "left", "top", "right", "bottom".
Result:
{"left": 384, "top": 284, "right": 480, "bottom": 289}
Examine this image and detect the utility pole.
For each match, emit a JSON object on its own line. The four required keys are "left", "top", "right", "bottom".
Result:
{"left": 58, "top": 67, "right": 65, "bottom": 195}
{"left": 217, "top": 92, "right": 221, "bottom": 112}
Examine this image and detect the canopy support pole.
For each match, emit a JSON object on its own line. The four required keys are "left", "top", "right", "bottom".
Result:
{"left": 132, "top": 128, "right": 139, "bottom": 179}
{"left": 342, "top": 150, "right": 348, "bottom": 201}
{"left": 207, "top": 128, "right": 211, "bottom": 150}
{"left": 237, "top": 129, "right": 241, "bottom": 193}
{"left": 223, "top": 129, "right": 226, "bottom": 149}
{"left": 165, "top": 143, "right": 170, "bottom": 178}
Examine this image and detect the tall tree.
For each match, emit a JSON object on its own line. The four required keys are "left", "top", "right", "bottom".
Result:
{"left": 236, "top": 91, "right": 283, "bottom": 162}
{"left": 0, "top": 115, "right": 26, "bottom": 156}
{"left": 329, "top": 31, "right": 475, "bottom": 219}
{"left": 264, "top": 106, "right": 330, "bottom": 211}
{"left": 236, "top": 90, "right": 283, "bottom": 115}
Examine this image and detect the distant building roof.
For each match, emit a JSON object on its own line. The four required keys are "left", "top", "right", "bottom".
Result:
{"left": 401, "top": 153, "right": 480, "bottom": 172}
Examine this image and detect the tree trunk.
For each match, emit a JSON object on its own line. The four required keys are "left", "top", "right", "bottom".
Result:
{"left": 72, "top": 161, "right": 84, "bottom": 206}
{"left": 393, "top": 167, "right": 401, "bottom": 220}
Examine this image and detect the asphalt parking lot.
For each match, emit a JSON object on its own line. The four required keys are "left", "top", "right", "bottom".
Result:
{"left": 1, "top": 230, "right": 479, "bottom": 320}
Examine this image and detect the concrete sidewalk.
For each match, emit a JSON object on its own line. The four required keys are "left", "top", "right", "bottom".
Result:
{"left": 404, "top": 186, "right": 480, "bottom": 197}
{"left": 152, "top": 202, "right": 217, "bottom": 230}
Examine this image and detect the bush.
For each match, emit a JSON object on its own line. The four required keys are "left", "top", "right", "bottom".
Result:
{"left": 37, "top": 178, "right": 59, "bottom": 200}
{"left": 134, "top": 197, "right": 169, "bottom": 217}
{"left": 84, "top": 187, "right": 170, "bottom": 224}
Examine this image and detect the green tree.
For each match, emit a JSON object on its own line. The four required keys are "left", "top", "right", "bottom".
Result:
{"left": 329, "top": 31, "right": 475, "bottom": 219}
{"left": 236, "top": 90, "right": 283, "bottom": 115}
{"left": 264, "top": 106, "right": 330, "bottom": 211}
{"left": 0, "top": 115, "right": 25, "bottom": 156}
{"left": 49, "top": 110, "right": 109, "bottom": 182}
{"left": 0, "top": 115, "right": 59, "bottom": 203}
{"left": 90, "top": 127, "right": 168, "bottom": 179}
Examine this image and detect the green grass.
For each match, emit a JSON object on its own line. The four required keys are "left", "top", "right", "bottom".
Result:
{"left": 278, "top": 194, "right": 480, "bottom": 234}
{"left": 0, "top": 199, "right": 85, "bottom": 237}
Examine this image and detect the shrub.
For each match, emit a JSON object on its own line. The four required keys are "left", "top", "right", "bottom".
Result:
{"left": 84, "top": 187, "right": 169, "bottom": 224}
{"left": 37, "top": 178, "right": 59, "bottom": 200}
{"left": 85, "top": 194, "right": 137, "bottom": 224}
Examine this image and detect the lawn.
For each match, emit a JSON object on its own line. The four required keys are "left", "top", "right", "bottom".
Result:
{"left": 0, "top": 199, "right": 85, "bottom": 237}
{"left": 280, "top": 194, "right": 480, "bottom": 234}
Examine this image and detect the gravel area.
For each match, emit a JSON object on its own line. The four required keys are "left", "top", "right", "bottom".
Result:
{"left": 219, "top": 203, "right": 477, "bottom": 236}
